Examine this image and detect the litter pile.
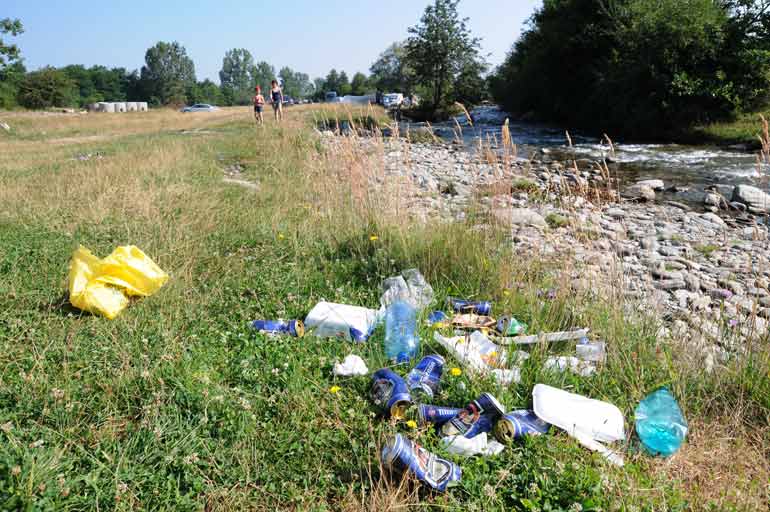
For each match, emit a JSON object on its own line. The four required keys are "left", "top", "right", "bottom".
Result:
{"left": 247, "top": 268, "right": 689, "bottom": 492}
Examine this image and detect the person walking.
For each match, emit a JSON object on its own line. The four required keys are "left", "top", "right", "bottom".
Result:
{"left": 270, "top": 80, "right": 284, "bottom": 122}
{"left": 253, "top": 85, "right": 265, "bottom": 125}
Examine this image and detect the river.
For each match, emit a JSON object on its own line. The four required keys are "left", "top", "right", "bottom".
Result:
{"left": 422, "top": 106, "right": 766, "bottom": 205}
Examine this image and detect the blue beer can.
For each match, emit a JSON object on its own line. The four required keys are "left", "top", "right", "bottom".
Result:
{"left": 371, "top": 369, "right": 412, "bottom": 419}
{"left": 416, "top": 404, "right": 463, "bottom": 427}
{"left": 427, "top": 310, "right": 449, "bottom": 327}
{"left": 381, "top": 434, "right": 462, "bottom": 492}
{"left": 447, "top": 297, "right": 492, "bottom": 315}
{"left": 495, "top": 410, "right": 551, "bottom": 444}
{"left": 250, "top": 319, "right": 305, "bottom": 337}
{"left": 441, "top": 393, "right": 506, "bottom": 438}
{"left": 406, "top": 354, "right": 445, "bottom": 399}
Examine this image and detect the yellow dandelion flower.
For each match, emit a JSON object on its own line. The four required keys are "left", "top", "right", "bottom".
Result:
{"left": 503, "top": 290, "right": 511, "bottom": 297}
{"left": 329, "top": 385, "right": 341, "bottom": 394}
{"left": 278, "top": 233, "right": 285, "bottom": 240}
{"left": 406, "top": 420, "right": 417, "bottom": 429}
{"left": 450, "top": 367, "right": 462, "bottom": 377}
{"left": 369, "top": 235, "right": 379, "bottom": 241}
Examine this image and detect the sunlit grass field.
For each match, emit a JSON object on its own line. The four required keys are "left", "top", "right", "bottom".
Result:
{"left": 0, "top": 106, "right": 767, "bottom": 511}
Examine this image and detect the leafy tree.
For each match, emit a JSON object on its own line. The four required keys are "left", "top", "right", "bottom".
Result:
{"left": 338, "top": 71, "right": 352, "bottom": 96}
{"left": 252, "top": 61, "right": 276, "bottom": 93}
{"left": 370, "top": 42, "right": 413, "bottom": 93}
{"left": 278, "top": 67, "right": 311, "bottom": 98}
{"left": 491, "top": 0, "right": 770, "bottom": 137}
{"left": 140, "top": 41, "right": 196, "bottom": 106}
{"left": 0, "top": 18, "right": 23, "bottom": 69}
{"left": 219, "top": 48, "right": 257, "bottom": 105}
{"left": 453, "top": 58, "right": 488, "bottom": 106}
{"left": 0, "top": 60, "right": 25, "bottom": 108}
{"left": 350, "top": 72, "right": 370, "bottom": 95}
{"left": 1, "top": 18, "right": 24, "bottom": 108}
{"left": 313, "top": 77, "right": 326, "bottom": 100}
{"left": 187, "top": 79, "right": 224, "bottom": 105}
{"left": 405, "top": 0, "right": 483, "bottom": 115}
{"left": 324, "top": 69, "right": 341, "bottom": 93}
{"left": 18, "top": 67, "right": 78, "bottom": 109}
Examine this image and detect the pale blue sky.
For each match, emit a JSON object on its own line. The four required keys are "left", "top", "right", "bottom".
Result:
{"left": 4, "top": 1, "right": 541, "bottom": 82}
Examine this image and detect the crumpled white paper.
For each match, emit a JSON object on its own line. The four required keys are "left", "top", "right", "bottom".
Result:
{"left": 333, "top": 355, "right": 369, "bottom": 377}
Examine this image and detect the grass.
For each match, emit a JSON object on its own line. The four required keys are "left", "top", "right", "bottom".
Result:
{"left": 690, "top": 108, "right": 770, "bottom": 147}
{"left": 0, "top": 105, "right": 768, "bottom": 510}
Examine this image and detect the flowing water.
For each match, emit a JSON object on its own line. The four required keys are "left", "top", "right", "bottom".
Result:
{"left": 422, "top": 106, "right": 766, "bottom": 204}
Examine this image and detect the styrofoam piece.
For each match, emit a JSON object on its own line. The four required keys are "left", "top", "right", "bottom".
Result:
{"left": 305, "top": 301, "right": 381, "bottom": 342}
{"left": 532, "top": 384, "right": 625, "bottom": 466}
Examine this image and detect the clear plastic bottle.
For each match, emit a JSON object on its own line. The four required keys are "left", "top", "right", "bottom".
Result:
{"left": 385, "top": 301, "right": 419, "bottom": 363}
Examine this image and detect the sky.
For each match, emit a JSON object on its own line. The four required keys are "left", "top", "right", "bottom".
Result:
{"left": 3, "top": 0, "right": 541, "bottom": 83}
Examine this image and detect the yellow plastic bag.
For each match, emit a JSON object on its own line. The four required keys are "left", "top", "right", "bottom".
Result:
{"left": 68, "top": 245, "right": 169, "bottom": 319}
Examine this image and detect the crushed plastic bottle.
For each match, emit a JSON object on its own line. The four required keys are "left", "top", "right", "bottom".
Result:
{"left": 385, "top": 301, "right": 419, "bottom": 363}
{"left": 635, "top": 388, "right": 688, "bottom": 457}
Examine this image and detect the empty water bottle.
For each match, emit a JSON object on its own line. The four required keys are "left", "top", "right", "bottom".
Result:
{"left": 385, "top": 301, "right": 419, "bottom": 363}
{"left": 635, "top": 388, "right": 688, "bottom": 457}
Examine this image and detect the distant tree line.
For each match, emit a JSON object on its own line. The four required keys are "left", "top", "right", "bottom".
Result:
{"left": 489, "top": 0, "right": 770, "bottom": 138}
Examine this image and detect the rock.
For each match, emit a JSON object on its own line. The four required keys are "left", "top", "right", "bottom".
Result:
{"left": 704, "top": 193, "right": 724, "bottom": 208}
{"left": 731, "top": 184, "right": 770, "bottom": 214}
{"left": 685, "top": 274, "right": 701, "bottom": 292}
{"left": 641, "top": 237, "right": 659, "bottom": 251}
{"left": 625, "top": 184, "right": 656, "bottom": 201}
{"left": 606, "top": 207, "right": 626, "bottom": 219}
{"left": 654, "top": 279, "right": 686, "bottom": 291}
{"left": 699, "top": 212, "right": 727, "bottom": 228}
{"left": 496, "top": 208, "right": 547, "bottom": 228}
{"left": 729, "top": 201, "right": 747, "bottom": 212}
{"left": 636, "top": 179, "right": 665, "bottom": 191}
{"left": 665, "top": 201, "right": 691, "bottom": 211}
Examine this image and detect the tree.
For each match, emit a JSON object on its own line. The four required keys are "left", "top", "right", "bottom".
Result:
{"left": 1, "top": 18, "right": 24, "bottom": 108}
{"left": 370, "top": 42, "right": 413, "bottom": 93}
{"left": 18, "top": 67, "right": 78, "bottom": 109}
{"left": 350, "top": 72, "right": 370, "bottom": 95}
{"left": 324, "top": 69, "right": 341, "bottom": 93}
{"left": 0, "top": 18, "right": 23, "bottom": 69}
{"left": 491, "top": 0, "right": 770, "bottom": 137}
{"left": 140, "top": 41, "right": 196, "bottom": 106}
{"left": 219, "top": 48, "right": 256, "bottom": 105}
{"left": 338, "top": 71, "right": 352, "bottom": 96}
{"left": 405, "top": 0, "right": 483, "bottom": 115}
{"left": 313, "top": 77, "right": 326, "bottom": 100}
{"left": 187, "top": 79, "right": 224, "bottom": 105}
{"left": 252, "top": 61, "right": 276, "bottom": 93}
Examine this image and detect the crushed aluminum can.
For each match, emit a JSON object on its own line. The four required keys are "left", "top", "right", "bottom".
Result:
{"left": 495, "top": 410, "right": 550, "bottom": 444}
{"left": 250, "top": 319, "right": 305, "bottom": 337}
{"left": 415, "top": 404, "right": 463, "bottom": 427}
{"left": 371, "top": 369, "right": 412, "bottom": 419}
{"left": 447, "top": 297, "right": 492, "bottom": 316}
{"left": 441, "top": 393, "right": 505, "bottom": 438}
{"left": 381, "top": 434, "right": 462, "bottom": 492}
{"left": 406, "top": 354, "right": 445, "bottom": 399}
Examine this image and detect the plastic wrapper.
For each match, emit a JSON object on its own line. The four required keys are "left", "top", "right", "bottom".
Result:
{"left": 380, "top": 268, "right": 434, "bottom": 310}
{"left": 68, "top": 245, "right": 169, "bottom": 319}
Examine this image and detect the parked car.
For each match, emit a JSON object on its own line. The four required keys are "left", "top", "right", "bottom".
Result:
{"left": 180, "top": 104, "right": 219, "bottom": 113}
{"left": 325, "top": 91, "right": 339, "bottom": 103}
{"left": 382, "top": 93, "right": 404, "bottom": 110}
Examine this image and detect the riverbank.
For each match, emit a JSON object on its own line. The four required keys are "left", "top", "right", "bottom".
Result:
{"left": 1, "top": 105, "right": 767, "bottom": 510}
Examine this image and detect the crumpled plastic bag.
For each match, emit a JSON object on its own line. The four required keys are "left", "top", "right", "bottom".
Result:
{"left": 380, "top": 269, "right": 434, "bottom": 310}
{"left": 68, "top": 245, "right": 169, "bottom": 319}
{"left": 635, "top": 388, "right": 688, "bottom": 457}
